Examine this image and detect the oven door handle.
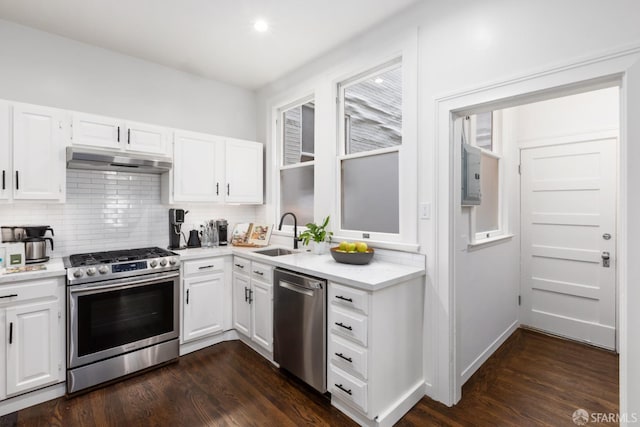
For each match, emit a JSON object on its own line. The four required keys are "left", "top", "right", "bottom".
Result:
{"left": 69, "top": 272, "right": 179, "bottom": 294}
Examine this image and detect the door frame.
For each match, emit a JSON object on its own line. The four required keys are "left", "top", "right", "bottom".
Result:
{"left": 518, "top": 135, "right": 619, "bottom": 350}
{"left": 431, "top": 45, "right": 640, "bottom": 413}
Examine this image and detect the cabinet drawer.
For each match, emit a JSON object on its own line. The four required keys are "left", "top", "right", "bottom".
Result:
{"left": 183, "top": 257, "right": 224, "bottom": 276}
{"left": 0, "top": 277, "right": 62, "bottom": 305}
{"left": 329, "top": 306, "right": 368, "bottom": 347}
{"left": 329, "top": 283, "right": 369, "bottom": 315}
{"left": 329, "top": 365, "right": 368, "bottom": 413}
{"left": 330, "top": 334, "right": 368, "bottom": 380}
{"left": 251, "top": 262, "right": 273, "bottom": 284}
{"left": 233, "top": 257, "right": 250, "bottom": 274}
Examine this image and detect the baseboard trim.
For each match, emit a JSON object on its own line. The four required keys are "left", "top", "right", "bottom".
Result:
{"left": 0, "top": 383, "right": 66, "bottom": 416}
{"left": 459, "top": 320, "right": 519, "bottom": 384}
{"left": 179, "top": 330, "right": 238, "bottom": 356}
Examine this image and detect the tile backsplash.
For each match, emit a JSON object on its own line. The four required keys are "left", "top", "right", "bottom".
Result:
{"left": 0, "top": 170, "right": 258, "bottom": 257}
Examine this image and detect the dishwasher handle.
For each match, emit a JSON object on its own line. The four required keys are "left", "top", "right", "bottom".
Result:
{"left": 279, "top": 281, "right": 315, "bottom": 297}
{"left": 274, "top": 268, "right": 325, "bottom": 290}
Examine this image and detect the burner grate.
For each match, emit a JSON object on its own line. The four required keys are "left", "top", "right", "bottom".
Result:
{"left": 68, "top": 247, "right": 175, "bottom": 267}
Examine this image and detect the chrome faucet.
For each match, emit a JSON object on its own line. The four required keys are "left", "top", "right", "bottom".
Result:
{"left": 278, "top": 212, "right": 299, "bottom": 250}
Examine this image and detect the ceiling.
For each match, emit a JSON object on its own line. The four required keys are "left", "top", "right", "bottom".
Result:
{"left": 0, "top": 0, "right": 420, "bottom": 90}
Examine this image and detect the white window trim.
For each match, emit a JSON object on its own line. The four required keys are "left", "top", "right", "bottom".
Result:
{"left": 274, "top": 94, "right": 316, "bottom": 235}
{"left": 334, "top": 49, "right": 418, "bottom": 246}
{"left": 467, "top": 111, "right": 508, "bottom": 245}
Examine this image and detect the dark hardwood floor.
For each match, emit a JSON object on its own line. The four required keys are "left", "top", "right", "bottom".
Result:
{"left": 2, "top": 329, "right": 618, "bottom": 426}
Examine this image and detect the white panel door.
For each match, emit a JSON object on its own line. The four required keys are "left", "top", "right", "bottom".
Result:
{"left": 232, "top": 273, "right": 251, "bottom": 336}
{"left": 12, "top": 104, "right": 65, "bottom": 200}
{"left": 183, "top": 273, "right": 225, "bottom": 342}
{"left": 520, "top": 139, "right": 616, "bottom": 349}
{"left": 251, "top": 280, "right": 273, "bottom": 352}
{"left": 173, "top": 131, "right": 224, "bottom": 202}
{"left": 6, "top": 300, "right": 60, "bottom": 396}
{"left": 225, "top": 138, "right": 263, "bottom": 204}
{"left": 72, "top": 113, "right": 122, "bottom": 149}
{"left": 125, "top": 121, "right": 168, "bottom": 155}
{"left": 0, "top": 101, "right": 11, "bottom": 200}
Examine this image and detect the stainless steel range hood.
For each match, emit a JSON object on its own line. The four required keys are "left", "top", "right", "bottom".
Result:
{"left": 66, "top": 146, "right": 172, "bottom": 174}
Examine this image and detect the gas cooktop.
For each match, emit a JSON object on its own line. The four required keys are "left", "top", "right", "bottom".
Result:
{"left": 64, "top": 247, "right": 179, "bottom": 285}
{"left": 67, "top": 247, "right": 176, "bottom": 267}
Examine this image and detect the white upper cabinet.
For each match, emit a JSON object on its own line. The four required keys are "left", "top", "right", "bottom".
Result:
{"left": 0, "top": 101, "right": 11, "bottom": 201}
{"left": 71, "top": 112, "right": 168, "bottom": 155}
{"left": 12, "top": 103, "right": 66, "bottom": 201}
{"left": 225, "top": 138, "right": 263, "bottom": 204}
{"left": 167, "top": 133, "right": 263, "bottom": 205}
{"left": 172, "top": 130, "right": 225, "bottom": 202}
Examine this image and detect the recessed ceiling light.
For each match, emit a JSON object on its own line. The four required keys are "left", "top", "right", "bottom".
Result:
{"left": 374, "top": 78, "right": 384, "bottom": 84}
{"left": 254, "top": 19, "right": 269, "bottom": 33}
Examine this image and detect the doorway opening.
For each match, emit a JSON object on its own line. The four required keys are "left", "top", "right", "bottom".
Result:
{"left": 454, "top": 83, "right": 620, "bottom": 400}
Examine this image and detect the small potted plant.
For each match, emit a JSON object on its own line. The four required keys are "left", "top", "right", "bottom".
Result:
{"left": 299, "top": 216, "right": 333, "bottom": 254}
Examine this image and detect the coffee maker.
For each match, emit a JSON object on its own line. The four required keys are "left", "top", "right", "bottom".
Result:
{"left": 216, "top": 219, "right": 228, "bottom": 246}
{"left": 168, "top": 209, "right": 187, "bottom": 250}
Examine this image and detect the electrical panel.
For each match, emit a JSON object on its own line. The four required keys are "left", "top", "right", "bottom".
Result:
{"left": 462, "top": 143, "right": 481, "bottom": 205}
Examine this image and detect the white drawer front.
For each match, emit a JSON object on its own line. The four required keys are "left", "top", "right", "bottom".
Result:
{"left": 330, "top": 334, "right": 368, "bottom": 380}
{"left": 330, "top": 306, "right": 368, "bottom": 347}
{"left": 329, "top": 282, "right": 369, "bottom": 315}
{"left": 183, "top": 257, "right": 224, "bottom": 276}
{"left": 233, "top": 257, "right": 250, "bottom": 274}
{"left": 251, "top": 262, "right": 273, "bottom": 284}
{"left": 329, "top": 365, "right": 368, "bottom": 413}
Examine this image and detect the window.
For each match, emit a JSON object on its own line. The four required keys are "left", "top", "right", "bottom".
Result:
{"left": 278, "top": 99, "right": 315, "bottom": 226}
{"left": 467, "top": 112, "right": 504, "bottom": 241}
{"left": 338, "top": 60, "right": 402, "bottom": 236}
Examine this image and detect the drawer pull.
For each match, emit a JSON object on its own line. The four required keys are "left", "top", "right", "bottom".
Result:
{"left": 235, "top": 263, "right": 245, "bottom": 269}
{"left": 198, "top": 265, "right": 215, "bottom": 270}
{"left": 335, "top": 295, "right": 353, "bottom": 302}
{"left": 335, "top": 352, "right": 352, "bottom": 363}
{"left": 335, "top": 383, "right": 352, "bottom": 395}
{"left": 0, "top": 294, "right": 18, "bottom": 299}
{"left": 253, "top": 270, "right": 264, "bottom": 276}
{"left": 335, "top": 322, "right": 353, "bottom": 331}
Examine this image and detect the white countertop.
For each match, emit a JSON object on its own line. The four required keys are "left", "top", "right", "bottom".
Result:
{"left": 0, "top": 257, "right": 66, "bottom": 285}
{"left": 174, "top": 246, "right": 425, "bottom": 291}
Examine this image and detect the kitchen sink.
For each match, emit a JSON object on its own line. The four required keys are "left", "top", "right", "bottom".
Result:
{"left": 254, "top": 248, "right": 295, "bottom": 257}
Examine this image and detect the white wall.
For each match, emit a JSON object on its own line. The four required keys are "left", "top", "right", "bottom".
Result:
{"left": 256, "top": 0, "right": 640, "bottom": 411}
{"left": 0, "top": 19, "right": 257, "bottom": 139}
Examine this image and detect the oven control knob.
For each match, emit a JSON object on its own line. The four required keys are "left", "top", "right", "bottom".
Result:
{"left": 98, "top": 266, "right": 109, "bottom": 275}
{"left": 150, "top": 259, "right": 158, "bottom": 268}
{"left": 73, "top": 269, "right": 84, "bottom": 278}
{"left": 160, "top": 258, "right": 168, "bottom": 267}
{"left": 169, "top": 257, "right": 177, "bottom": 266}
{"left": 86, "top": 267, "right": 97, "bottom": 276}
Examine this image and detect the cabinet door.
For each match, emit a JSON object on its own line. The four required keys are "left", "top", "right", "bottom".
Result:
{"left": 6, "top": 300, "right": 61, "bottom": 396}
{"left": 224, "top": 139, "right": 263, "bottom": 204}
{"left": 173, "top": 131, "right": 225, "bottom": 202}
{"left": 13, "top": 104, "right": 65, "bottom": 200}
{"left": 0, "top": 101, "right": 10, "bottom": 201}
{"left": 72, "top": 113, "right": 122, "bottom": 149}
{"left": 251, "top": 279, "right": 273, "bottom": 352}
{"left": 183, "top": 272, "right": 225, "bottom": 342}
{"left": 126, "top": 121, "right": 168, "bottom": 155}
{"left": 232, "top": 273, "right": 251, "bottom": 336}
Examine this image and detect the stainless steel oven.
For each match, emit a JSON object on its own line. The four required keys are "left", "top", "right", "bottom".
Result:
{"left": 65, "top": 247, "right": 180, "bottom": 394}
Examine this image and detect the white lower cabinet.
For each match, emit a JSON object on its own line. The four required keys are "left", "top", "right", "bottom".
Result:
{"left": 232, "top": 257, "right": 273, "bottom": 353}
{"left": 327, "top": 280, "right": 424, "bottom": 426}
{"left": 0, "top": 277, "right": 65, "bottom": 401}
{"left": 182, "top": 258, "right": 226, "bottom": 343}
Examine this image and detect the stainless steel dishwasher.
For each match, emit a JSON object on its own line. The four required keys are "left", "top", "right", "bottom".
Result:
{"left": 273, "top": 268, "right": 327, "bottom": 393}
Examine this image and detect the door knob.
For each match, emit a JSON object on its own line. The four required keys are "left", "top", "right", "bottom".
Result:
{"left": 602, "top": 233, "right": 611, "bottom": 240}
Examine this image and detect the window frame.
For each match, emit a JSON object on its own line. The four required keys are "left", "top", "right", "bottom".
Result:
{"left": 467, "top": 111, "right": 508, "bottom": 244}
{"left": 335, "top": 57, "right": 414, "bottom": 244}
{"left": 275, "top": 95, "right": 316, "bottom": 234}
